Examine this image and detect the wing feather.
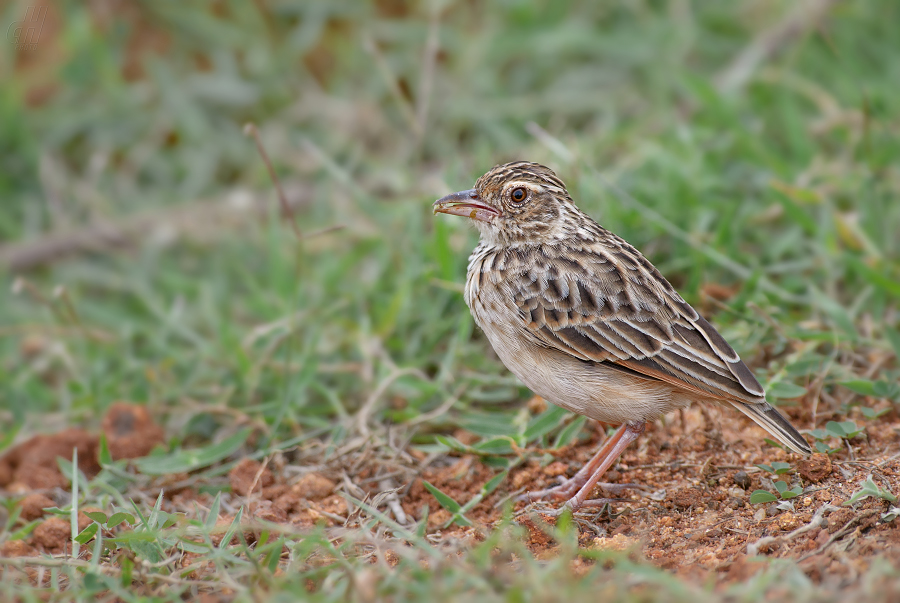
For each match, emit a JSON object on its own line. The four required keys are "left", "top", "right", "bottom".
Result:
{"left": 508, "top": 240, "right": 766, "bottom": 404}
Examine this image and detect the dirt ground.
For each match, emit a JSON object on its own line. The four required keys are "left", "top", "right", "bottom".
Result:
{"left": 2, "top": 400, "right": 899, "bottom": 591}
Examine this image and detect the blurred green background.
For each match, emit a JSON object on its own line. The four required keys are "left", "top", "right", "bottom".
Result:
{"left": 2, "top": 0, "right": 898, "bottom": 444}
{"left": 3, "top": 1, "right": 900, "bottom": 600}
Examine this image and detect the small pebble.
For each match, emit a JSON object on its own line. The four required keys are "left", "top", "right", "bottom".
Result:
{"left": 733, "top": 471, "right": 751, "bottom": 490}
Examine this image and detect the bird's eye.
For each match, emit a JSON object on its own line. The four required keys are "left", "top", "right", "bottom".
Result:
{"left": 510, "top": 187, "right": 527, "bottom": 203}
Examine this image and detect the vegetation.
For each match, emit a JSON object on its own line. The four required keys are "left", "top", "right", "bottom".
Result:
{"left": 2, "top": 1, "right": 900, "bottom": 601}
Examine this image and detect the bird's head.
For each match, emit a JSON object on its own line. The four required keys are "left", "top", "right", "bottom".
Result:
{"left": 433, "top": 161, "right": 581, "bottom": 246}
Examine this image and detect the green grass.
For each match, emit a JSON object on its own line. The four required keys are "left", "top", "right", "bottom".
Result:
{"left": 2, "top": 1, "right": 900, "bottom": 600}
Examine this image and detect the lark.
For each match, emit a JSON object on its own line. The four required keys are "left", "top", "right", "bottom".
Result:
{"left": 433, "top": 161, "right": 810, "bottom": 512}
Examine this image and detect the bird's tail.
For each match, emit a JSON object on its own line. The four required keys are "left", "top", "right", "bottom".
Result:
{"left": 730, "top": 401, "right": 811, "bottom": 455}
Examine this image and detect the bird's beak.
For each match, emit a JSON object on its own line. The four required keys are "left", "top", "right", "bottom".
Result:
{"left": 433, "top": 189, "right": 500, "bottom": 223}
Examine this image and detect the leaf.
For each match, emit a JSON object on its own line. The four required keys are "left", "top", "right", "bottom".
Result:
{"left": 846, "top": 255, "right": 900, "bottom": 299}
{"left": 267, "top": 538, "right": 285, "bottom": 572}
{"left": 767, "top": 381, "right": 808, "bottom": 400}
{"left": 434, "top": 435, "right": 473, "bottom": 454}
{"left": 0, "top": 422, "right": 21, "bottom": 455}
{"left": 107, "top": 512, "right": 135, "bottom": 529}
{"left": 839, "top": 379, "right": 900, "bottom": 401}
{"left": 55, "top": 456, "right": 86, "bottom": 487}
{"left": 845, "top": 475, "right": 898, "bottom": 505}
{"left": 74, "top": 523, "right": 99, "bottom": 544}
{"left": 841, "top": 421, "right": 863, "bottom": 437}
{"left": 205, "top": 493, "right": 222, "bottom": 531}
{"left": 416, "top": 507, "right": 429, "bottom": 539}
{"left": 772, "top": 462, "right": 793, "bottom": 475}
{"left": 421, "top": 480, "right": 463, "bottom": 514}
{"left": 873, "top": 380, "right": 900, "bottom": 400}
{"left": 120, "top": 557, "right": 133, "bottom": 588}
{"left": 98, "top": 434, "right": 113, "bottom": 467}
{"left": 824, "top": 422, "right": 846, "bottom": 437}
{"left": 148, "top": 491, "right": 165, "bottom": 530}
{"left": 553, "top": 415, "right": 587, "bottom": 449}
{"left": 808, "top": 429, "right": 830, "bottom": 441}
{"left": 840, "top": 380, "right": 877, "bottom": 397}
{"left": 756, "top": 462, "right": 793, "bottom": 476}
{"left": 781, "top": 488, "right": 802, "bottom": 500}
{"left": 107, "top": 531, "right": 160, "bottom": 545}
{"left": 456, "top": 471, "right": 508, "bottom": 526}
{"left": 474, "top": 472, "right": 506, "bottom": 501}
{"left": 750, "top": 490, "right": 778, "bottom": 504}
{"left": 9, "top": 519, "right": 41, "bottom": 541}
{"left": 776, "top": 500, "right": 796, "bottom": 512}
{"left": 218, "top": 507, "right": 244, "bottom": 549}
{"left": 133, "top": 428, "right": 251, "bottom": 475}
{"left": 178, "top": 540, "right": 212, "bottom": 554}
{"left": 4, "top": 506, "right": 22, "bottom": 532}
{"left": 434, "top": 435, "right": 516, "bottom": 456}
{"left": 860, "top": 406, "right": 890, "bottom": 420}
{"left": 812, "top": 289, "right": 858, "bottom": 341}
{"left": 814, "top": 441, "right": 831, "bottom": 453}
{"left": 825, "top": 421, "right": 862, "bottom": 438}
{"left": 83, "top": 571, "right": 110, "bottom": 593}
{"left": 523, "top": 405, "right": 567, "bottom": 442}
{"left": 460, "top": 472, "right": 507, "bottom": 514}
{"left": 771, "top": 186, "right": 818, "bottom": 234}
{"left": 83, "top": 511, "right": 108, "bottom": 525}
{"left": 887, "top": 328, "right": 900, "bottom": 361}
{"left": 774, "top": 481, "right": 788, "bottom": 494}
{"left": 763, "top": 438, "right": 786, "bottom": 451}
{"left": 472, "top": 437, "right": 516, "bottom": 455}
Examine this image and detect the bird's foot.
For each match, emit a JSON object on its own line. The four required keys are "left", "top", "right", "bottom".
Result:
{"left": 517, "top": 479, "right": 645, "bottom": 504}
{"left": 517, "top": 497, "right": 623, "bottom": 519}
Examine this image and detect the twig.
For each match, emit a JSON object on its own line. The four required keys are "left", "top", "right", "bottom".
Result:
{"left": 355, "top": 367, "right": 430, "bottom": 437}
{"left": 716, "top": 0, "right": 841, "bottom": 93}
{"left": 808, "top": 349, "right": 838, "bottom": 428}
{"left": 378, "top": 478, "right": 409, "bottom": 526}
{"left": 304, "top": 224, "right": 346, "bottom": 239}
{"left": 526, "top": 122, "right": 575, "bottom": 163}
{"left": 747, "top": 503, "right": 838, "bottom": 556}
{"left": 487, "top": 474, "right": 526, "bottom": 504}
{"left": 405, "top": 384, "right": 466, "bottom": 427}
{"left": 414, "top": 4, "right": 441, "bottom": 145}
{"left": 797, "top": 508, "right": 881, "bottom": 561}
{"left": 0, "top": 185, "right": 313, "bottom": 271}
{"left": 362, "top": 34, "right": 421, "bottom": 138}
{"left": 246, "top": 455, "right": 272, "bottom": 508}
{"left": 876, "top": 451, "right": 900, "bottom": 468}
{"left": 243, "top": 123, "right": 303, "bottom": 241}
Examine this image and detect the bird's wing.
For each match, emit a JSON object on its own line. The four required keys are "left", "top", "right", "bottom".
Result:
{"left": 506, "top": 240, "right": 766, "bottom": 404}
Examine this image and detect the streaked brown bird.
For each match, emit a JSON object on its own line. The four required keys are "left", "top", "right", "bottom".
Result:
{"left": 433, "top": 161, "right": 811, "bottom": 512}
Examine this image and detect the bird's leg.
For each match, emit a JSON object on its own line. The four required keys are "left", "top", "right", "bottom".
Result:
{"left": 563, "top": 422, "right": 645, "bottom": 512}
{"left": 519, "top": 422, "right": 644, "bottom": 503}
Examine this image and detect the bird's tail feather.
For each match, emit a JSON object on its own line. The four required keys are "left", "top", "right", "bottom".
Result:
{"left": 731, "top": 401, "right": 811, "bottom": 455}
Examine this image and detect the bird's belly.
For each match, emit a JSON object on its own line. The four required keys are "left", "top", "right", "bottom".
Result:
{"left": 474, "top": 308, "right": 692, "bottom": 425}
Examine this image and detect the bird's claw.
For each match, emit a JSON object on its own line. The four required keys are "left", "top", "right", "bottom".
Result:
{"left": 516, "top": 481, "right": 646, "bottom": 504}
{"left": 516, "top": 497, "right": 625, "bottom": 518}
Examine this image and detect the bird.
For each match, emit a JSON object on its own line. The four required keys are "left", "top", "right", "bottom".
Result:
{"left": 433, "top": 161, "right": 811, "bottom": 513}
